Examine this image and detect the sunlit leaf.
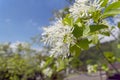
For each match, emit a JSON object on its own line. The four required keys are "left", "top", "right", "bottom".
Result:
{"left": 117, "top": 44, "right": 120, "bottom": 49}
{"left": 104, "top": 52, "right": 116, "bottom": 63}
{"left": 92, "top": 11, "right": 101, "bottom": 23}
{"left": 92, "top": 34, "right": 99, "bottom": 44}
{"left": 70, "top": 44, "right": 81, "bottom": 57}
{"left": 77, "top": 39, "right": 90, "bottom": 50}
{"left": 62, "top": 14, "right": 73, "bottom": 26}
{"left": 43, "top": 57, "right": 54, "bottom": 68}
{"left": 83, "top": 26, "right": 90, "bottom": 37}
{"left": 90, "top": 24, "right": 108, "bottom": 32}
{"left": 100, "top": 0, "right": 108, "bottom": 7}
{"left": 56, "top": 59, "right": 65, "bottom": 72}
{"left": 101, "top": 9, "right": 120, "bottom": 18}
{"left": 104, "top": 1, "right": 120, "bottom": 12}
{"left": 101, "top": 64, "right": 109, "bottom": 71}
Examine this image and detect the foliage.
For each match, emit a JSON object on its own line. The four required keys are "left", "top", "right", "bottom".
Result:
{"left": 1, "top": 0, "right": 120, "bottom": 80}
{"left": 41, "top": 0, "right": 120, "bottom": 78}
{"left": 0, "top": 43, "right": 66, "bottom": 80}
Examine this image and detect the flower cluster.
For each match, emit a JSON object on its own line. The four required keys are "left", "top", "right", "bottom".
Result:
{"left": 41, "top": 0, "right": 119, "bottom": 58}
{"left": 69, "top": 0, "right": 102, "bottom": 19}
{"left": 42, "top": 19, "right": 75, "bottom": 57}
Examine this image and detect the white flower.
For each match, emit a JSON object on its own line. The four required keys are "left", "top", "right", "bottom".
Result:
{"left": 40, "top": 60, "right": 45, "bottom": 68}
{"left": 87, "top": 65, "right": 94, "bottom": 73}
{"left": 42, "top": 19, "right": 75, "bottom": 57}
{"left": 87, "top": 64, "right": 98, "bottom": 73}
{"left": 69, "top": 0, "right": 103, "bottom": 19}
{"left": 42, "top": 67, "right": 53, "bottom": 77}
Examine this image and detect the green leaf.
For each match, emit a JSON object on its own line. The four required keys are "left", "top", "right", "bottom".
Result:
{"left": 62, "top": 14, "right": 73, "bottom": 26}
{"left": 43, "top": 57, "right": 54, "bottom": 68}
{"left": 70, "top": 57, "right": 81, "bottom": 68}
{"left": 77, "top": 39, "right": 90, "bottom": 50}
{"left": 75, "top": 18, "right": 82, "bottom": 27}
{"left": 101, "top": 31, "right": 110, "bottom": 36}
{"left": 56, "top": 59, "right": 65, "bottom": 72}
{"left": 90, "top": 24, "right": 108, "bottom": 32}
{"left": 104, "top": 1, "right": 120, "bottom": 12}
{"left": 118, "top": 22, "right": 120, "bottom": 28}
{"left": 101, "top": 9, "right": 120, "bottom": 18}
{"left": 93, "top": 64, "right": 98, "bottom": 73}
{"left": 117, "top": 44, "right": 120, "bottom": 49}
{"left": 72, "top": 24, "right": 83, "bottom": 38}
{"left": 104, "top": 52, "right": 114, "bottom": 57}
{"left": 117, "top": 57, "right": 120, "bottom": 62}
{"left": 101, "top": 0, "right": 108, "bottom": 7}
{"left": 70, "top": 44, "right": 81, "bottom": 57}
{"left": 92, "top": 11, "right": 101, "bottom": 23}
{"left": 101, "top": 64, "right": 109, "bottom": 71}
{"left": 92, "top": 34, "right": 99, "bottom": 44}
{"left": 83, "top": 26, "right": 90, "bottom": 37}
{"left": 101, "top": 1, "right": 120, "bottom": 18}
{"left": 104, "top": 52, "right": 116, "bottom": 62}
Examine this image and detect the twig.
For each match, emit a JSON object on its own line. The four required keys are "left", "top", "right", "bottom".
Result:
{"left": 98, "top": 47, "right": 120, "bottom": 73}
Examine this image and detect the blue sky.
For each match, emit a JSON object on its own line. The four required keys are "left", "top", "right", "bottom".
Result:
{"left": 0, "top": 0, "right": 68, "bottom": 43}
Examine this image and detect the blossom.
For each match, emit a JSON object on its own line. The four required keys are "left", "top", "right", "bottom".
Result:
{"left": 42, "top": 67, "right": 53, "bottom": 77}
{"left": 69, "top": 0, "right": 103, "bottom": 19}
{"left": 40, "top": 60, "right": 45, "bottom": 68}
{"left": 87, "top": 65, "right": 94, "bottom": 73}
{"left": 42, "top": 19, "right": 75, "bottom": 57}
{"left": 87, "top": 64, "right": 98, "bottom": 73}
{"left": 41, "top": 0, "right": 119, "bottom": 58}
